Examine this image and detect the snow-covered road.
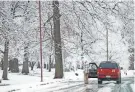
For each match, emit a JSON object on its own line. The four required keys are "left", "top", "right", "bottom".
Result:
{"left": 57, "top": 77, "right": 134, "bottom": 92}
{"left": 97, "top": 77, "right": 134, "bottom": 92}
{"left": 22, "top": 77, "right": 134, "bottom": 92}
{"left": 56, "top": 77, "right": 134, "bottom": 92}
{"left": 111, "top": 77, "right": 134, "bottom": 92}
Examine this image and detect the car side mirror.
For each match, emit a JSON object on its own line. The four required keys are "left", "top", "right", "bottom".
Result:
{"left": 120, "top": 67, "right": 123, "bottom": 70}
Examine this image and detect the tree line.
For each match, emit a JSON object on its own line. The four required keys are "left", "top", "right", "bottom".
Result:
{"left": 0, "top": 1, "right": 134, "bottom": 80}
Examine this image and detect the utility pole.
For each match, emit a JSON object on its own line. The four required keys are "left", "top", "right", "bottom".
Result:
{"left": 38, "top": 0, "right": 43, "bottom": 82}
{"left": 106, "top": 28, "right": 108, "bottom": 61}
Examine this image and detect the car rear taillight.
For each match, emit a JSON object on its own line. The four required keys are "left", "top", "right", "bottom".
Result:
{"left": 101, "top": 69, "right": 102, "bottom": 71}
{"left": 117, "top": 70, "right": 120, "bottom": 74}
{"left": 112, "top": 69, "right": 115, "bottom": 72}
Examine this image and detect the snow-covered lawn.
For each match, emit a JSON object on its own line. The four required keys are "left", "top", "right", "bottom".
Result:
{"left": 121, "top": 70, "right": 134, "bottom": 78}
{"left": 64, "top": 69, "right": 84, "bottom": 80}
{"left": 0, "top": 68, "right": 84, "bottom": 92}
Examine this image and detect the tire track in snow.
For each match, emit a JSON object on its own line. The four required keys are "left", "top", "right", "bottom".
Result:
{"left": 111, "top": 77, "right": 134, "bottom": 92}
{"left": 51, "top": 80, "right": 98, "bottom": 92}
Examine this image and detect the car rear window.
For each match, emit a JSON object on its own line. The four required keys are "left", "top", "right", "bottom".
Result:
{"left": 89, "top": 64, "right": 97, "bottom": 69}
{"left": 99, "top": 63, "right": 118, "bottom": 68}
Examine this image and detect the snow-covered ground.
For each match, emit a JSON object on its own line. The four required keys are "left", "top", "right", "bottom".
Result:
{"left": 121, "top": 70, "right": 134, "bottom": 78}
{"left": 98, "top": 87, "right": 112, "bottom": 92}
{"left": 0, "top": 69, "right": 134, "bottom": 92}
{"left": 0, "top": 68, "right": 84, "bottom": 92}
{"left": 130, "top": 84, "right": 134, "bottom": 92}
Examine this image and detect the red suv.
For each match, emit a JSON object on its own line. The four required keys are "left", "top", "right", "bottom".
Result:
{"left": 97, "top": 61, "right": 121, "bottom": 84}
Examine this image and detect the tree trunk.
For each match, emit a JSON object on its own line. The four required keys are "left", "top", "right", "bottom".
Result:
{"left": 47, "top": 63, "right": 49, "bottom": 70}
{"left": 22, "top": 45, "right": 29, "bottom": 75}
{"left": 81, "top": 30, "right": 84, "bottom": 70}
{"left": 53, "top": 1, "right": 63, "bottom": 78}
{"left": 129, "top": 54, "right": 134, "bottom": 70}
{"left": 30, "top": 62, "right": 36, "bottom": 70}
{"left": 37, "top": 62, "right": 41, "bottom": 68}
{"left": 2, "top": 39, "right": 9, "bottom": 80}
{"left": 49, "top": 55, "right": 51, "bottom": 72}
{"left": 44, "top": 63, "right": 46, "bottom": 68}
{"left": 1, "top": 58, "right": 4, "bottom": 70}
{"left": 31, "top": 66, "right": 33, "bottom": 70}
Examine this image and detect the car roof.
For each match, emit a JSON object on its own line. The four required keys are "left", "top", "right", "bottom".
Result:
{"left": 100, "top": 61, "right": 117, "bottom": 63}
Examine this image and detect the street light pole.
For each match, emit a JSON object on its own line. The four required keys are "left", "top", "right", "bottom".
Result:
{"left": 38, "top": 0, "right": 43, "bottom": 82}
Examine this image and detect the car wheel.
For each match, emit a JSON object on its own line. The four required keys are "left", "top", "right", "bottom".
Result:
{"left": 98, "top": 79, "right": 102, "bottom": 84}
{"left": 116, "top": 77, "right": 121, "bottom": 84}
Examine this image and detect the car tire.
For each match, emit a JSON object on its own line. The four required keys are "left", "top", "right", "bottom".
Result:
{"left": 116, "top": 77, "right": 121, "bottom": 84}
{"left": 98, "top": 79, "right": 102, "bottom": 84}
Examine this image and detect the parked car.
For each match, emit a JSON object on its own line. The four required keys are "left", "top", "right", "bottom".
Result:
{"left": 97, "top": 61, "right": 121, "bottom": 84}
{"left": 88, "top": 62, "right": 98, "bottom": 78}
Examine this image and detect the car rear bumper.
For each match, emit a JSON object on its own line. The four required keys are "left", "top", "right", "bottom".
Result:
{"left": 98, "top": 74, "right": 120, "bottom": 78}
{"left": 98, "top": 76, "right": 119, "bottom": 78}
{"left": 98, "top": 77, "right": 119, "bottom": 81}
{"left": 98, "top": 75, "right": 121, "bottom": 81}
